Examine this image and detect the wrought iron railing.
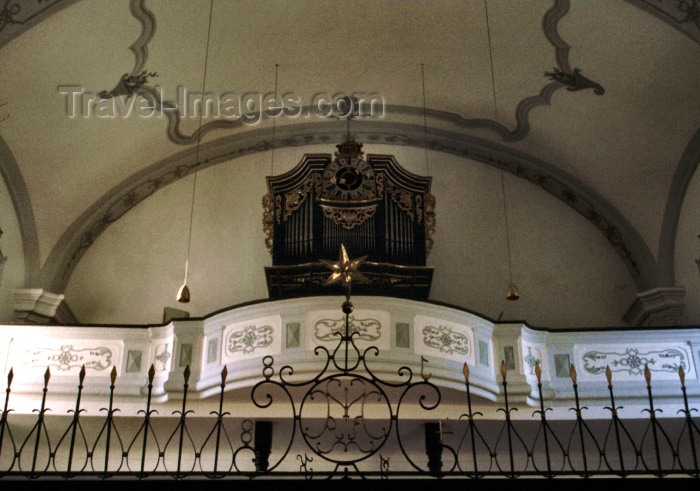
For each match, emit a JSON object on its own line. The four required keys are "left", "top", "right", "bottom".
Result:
{"left": 0, "top": 298, "right": 698, "bottom": 480}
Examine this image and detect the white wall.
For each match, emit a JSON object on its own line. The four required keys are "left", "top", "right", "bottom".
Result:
{"left": 0, "top": 174, "right": 26, "bottom": 321}
{"left": 675, "top": 165, "right": 700, "bottom": 324}
{"left": 64, "top": 145, "right": 637, "bottom": 327}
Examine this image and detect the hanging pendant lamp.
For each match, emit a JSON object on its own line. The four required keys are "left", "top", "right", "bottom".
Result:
{"left": 178, "top": 0, "right": 215, "bottom": 303}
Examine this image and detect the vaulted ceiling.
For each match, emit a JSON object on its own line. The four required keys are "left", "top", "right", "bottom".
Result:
{"left": 0, "top": 0, "right": 698, "bottom": 325}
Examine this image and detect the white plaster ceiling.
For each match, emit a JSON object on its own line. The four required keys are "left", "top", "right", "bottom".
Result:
{"left": 0, "top": 0, "right": 698, "bottom": 323}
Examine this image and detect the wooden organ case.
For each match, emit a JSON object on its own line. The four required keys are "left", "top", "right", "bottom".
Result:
{"left": 263, "top": 140, "right": 435, "bottom": 299}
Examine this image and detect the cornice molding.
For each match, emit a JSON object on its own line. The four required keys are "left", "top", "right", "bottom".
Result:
{"left": 623, "top": 286, "right": 686, "bottom": 326}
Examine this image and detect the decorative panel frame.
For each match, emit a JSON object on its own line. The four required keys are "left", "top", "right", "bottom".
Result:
{"left": 413, "top": 315, "right": 476, "bottom": 366}
{"left": 521, "top": 341, "right": 548, "bottom": 380}
{"left": 573, "top": 342, "right": 696, "bottom": 382}
{"left": 305, "top": 310, "right": 391, "bottom": 351}
{"left": 7, "top": 339, "right": 122, "bottom": 376}
{"left": 221, "top": 315, "right": 282, "bottom": 364}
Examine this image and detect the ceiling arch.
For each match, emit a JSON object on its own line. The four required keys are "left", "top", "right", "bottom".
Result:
{"left": 0, "top": 136, "right": 39, "bottom": 285}
{"left": 658, "top": 128, "right": 700, "bottom": 285}
{"left": 35, "top": 118, "right": 660, "bottom": 294}
{"left": 0, "top": 0, "right": 697, "bottom": 325}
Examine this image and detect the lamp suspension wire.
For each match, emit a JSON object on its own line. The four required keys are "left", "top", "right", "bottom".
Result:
{"left": 421, "top": 63, "right": 429, "bottom": 176}
{"left": 501, "top": 171, "right": 513, "bottom": 284}
{"left": 484, "top": 0, "right": 498, "bottom": 120}
{"left": 345, "top": 94, "right": 352, "bottom": 140}
{"left": 180, "top": 0, "right": 215, "bottom": 301}
{"left": 270, "top": 63, "right": 279, "bottom": 176}
{"left": 501, "top": 169, "right": 518, "bottom": 301}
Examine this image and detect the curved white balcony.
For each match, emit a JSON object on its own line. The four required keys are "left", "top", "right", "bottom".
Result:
{"left": 2, "top": 295, "right": 698, "bottom": 417}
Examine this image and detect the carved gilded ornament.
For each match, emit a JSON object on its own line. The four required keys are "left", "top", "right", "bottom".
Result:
{"left": 415, "top": 194, "right": 423, "bottom": 224}
{"left": 275, "top": 195, "right": 282, "bottom": 224}
{"left": 262, "top": 193, "right": 274, "bottom": 254}
{"left": 320, "top": 204, "right": 378, "bottom": 230}
{"left": 424, "top": 193, "right": 436, "bottom": 255}
{"left": 377, "top": 174, "right": 415, "bottom": 221}
{"left": 283, "top": 174, "right": 322, "bottom": 221}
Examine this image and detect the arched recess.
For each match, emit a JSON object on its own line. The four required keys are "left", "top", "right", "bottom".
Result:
{"left": 37, "top": 119, "right": 660, "bottom": 295}
{"left": 0, "top": 136, "right": 40, "bottom": 286}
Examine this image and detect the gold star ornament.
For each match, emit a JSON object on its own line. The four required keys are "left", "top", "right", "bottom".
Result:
{"left": 320, "top": 244, "right": 369, "bottom": 287}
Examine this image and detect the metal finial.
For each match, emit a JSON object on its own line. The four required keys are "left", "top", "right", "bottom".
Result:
{"left": 605, "top": 365, "right": 612, "bottom": 385}
{"left": 184, "top": 364, "right": 191, "bottom": 383}
{"left": 570, "top": 364, "right": 577, "bottom": 385}
{"left": 500, "top": 360, "right": 507, "bottom": 380}
{"left": 79, "top": 365, "right": 86, "bottom": 383}
{"left": 462, "top": 362, "right": 470, "bottom": 382}
{"left": 44, "top": 367, "right": 51, "bottom": 385}
{"left": 679, "top": 365, "right": 686, "bottom": 388}
{"left": 110, "top": 366, "right": 117, "bottom": 384}
{"left": 148, "top": 364, "right": 155, "bottom": 383}
{"left": 221, "top": 365, "right": 228, "bottom": 384}
{"left": 644, "top": 363, "right": 651, "bottom": 387}
{"left": 535, "top": 361, "right": 542, "bottom": 383}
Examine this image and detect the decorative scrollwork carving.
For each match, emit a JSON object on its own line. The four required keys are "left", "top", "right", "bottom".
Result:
{"left": 424, "top": 193, "right": 436, "bottom": 255}
{"left": 27, "top": 345, "right": 112, "bottom": 372}
{"left": 422, "top": 325, "right": 470, "bottom": 356}
{"left": 226, "top": 325, "right": 273, "bottom": 355}
{"left": 320, "top": 204, "right": 378, "bottom": 230}
{"left": 299, "top": 375, "right": 391, "bottom": 461}
{"left": 677, "top": 0, "right": 700, "bottom": 26}
{"left": 0, "top": 0, "right": 62, "bottom": 39}
{"left": 383, "top": 179, "right": 415, "bottom": 221}
{"left": 314, "top": 316, "right": 381, "bottom": 342}
{"left": 98, "top": 71, "right": 158, "bottom": 100}
{"left": 524, "top": 346, "right": 543, "bottom": 376}
{"left": 275, "top": 195, "right": 282, "bottom": 224}
{"left": 154, "top": 343, "right": 171, "bottom": 372}
{"left": 544, "top": 68, "right": 605, "bottom": 95}
{"left": 582, "top": 348, "right": 687, "bottom": 376}
{"left": 416, "top": 194, "right": 423, "bottom": 224}
{"left": 250, "top": 297, "right": 443, "bottom": 474}
{"left": 262, "top": 193, "right": 274, "bottom": 254}
{"left": 283, "top": 174, "right": 321, "bottom": 221}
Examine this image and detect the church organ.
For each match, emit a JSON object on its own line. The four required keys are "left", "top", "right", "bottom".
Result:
{"left": 263, "top": 140, "right": 435, "bottom": 299}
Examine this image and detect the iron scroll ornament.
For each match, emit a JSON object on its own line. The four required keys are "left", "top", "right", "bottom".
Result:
{"left": 250, "top": 300, "right": 451, "bottom": 475}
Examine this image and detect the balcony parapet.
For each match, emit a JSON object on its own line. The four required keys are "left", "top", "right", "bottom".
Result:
{"left": 0, "top": 296, "right": 697, "bottom": 414}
